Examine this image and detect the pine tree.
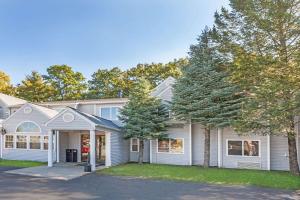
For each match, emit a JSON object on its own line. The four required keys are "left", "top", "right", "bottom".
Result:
{"left": 172, "top": 28, "right": 243, "bottom": 167}
{"left": 17, "top": 71, "right": 54, "bottom": 102}
{"left": 119, "top": 78, "right": 169, "bottom": 164}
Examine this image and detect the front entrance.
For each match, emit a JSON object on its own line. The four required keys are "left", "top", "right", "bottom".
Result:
{"left": 81, "top": 134, "right": 105, "bottom": 165}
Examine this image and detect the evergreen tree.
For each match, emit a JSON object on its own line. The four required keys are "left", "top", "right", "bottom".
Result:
{"left": 119, "top": 78, "right": 169, "bottom": 164}
{"left": 172, "top": 29, "right": 243, "bottom": 167}
{"left": 17, "top": 71, "right": 54, "bottom": 102}
{"left": 214, "top": 0, "right": 300, "bottom": 175}
{"left": 43, "top": 65, "right": 87, "bottom": 100}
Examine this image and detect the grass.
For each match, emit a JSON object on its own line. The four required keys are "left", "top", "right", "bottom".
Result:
{"left": 0, "top": 159, "right": 46, "bottom": 168}
{"left": 98, "top": 163, "right": 300, "bottom": 190}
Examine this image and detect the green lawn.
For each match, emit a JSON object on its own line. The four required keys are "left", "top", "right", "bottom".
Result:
{"left": 0, "top": 159, "right": 46, "bottom": 168}
{"left": 98, "top": 163, "right": 300, "bottom": 190}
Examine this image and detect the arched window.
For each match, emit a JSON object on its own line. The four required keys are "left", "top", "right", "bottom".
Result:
{"left": 16, "top": 121, "right": 40, "bottom": 133}
{"left": 0, "top": 106, "right": 3, "bottom": 119}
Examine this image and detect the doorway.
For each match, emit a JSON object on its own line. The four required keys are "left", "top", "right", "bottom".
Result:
{"left": 80, "top": 134, "right": 105, "bottom": 165}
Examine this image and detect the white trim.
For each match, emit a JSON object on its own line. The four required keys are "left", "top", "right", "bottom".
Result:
{"left": 99, "top": 106, "right": 122, "bottom": 121}
{"left": 0, "top": 134, "right": 2, "bottom": 158}
{"left": 189, "top": 122, "right": 192, "bottom": 165}
{"left": 149, "top": 140, "right": 152, "bottom": 163}
{"left": 105, "top": 132, "right": 111, "bottom": 167}
{"left": 267, "top": 134, "right": 270, "bottom": 170}
{"left": 45, "top": 108, "right": 96, "bottom": 129}
{"left": 157, "top": 138, "right": 184, "bottom": 154}
{"left": 217, "top": 128, "right": 223, "bottom": 168}
{"left": 48, "top": 130, "right": 53, "bottom": 167}
{"left": 56, "top": 131, "right": 60, "bottom": 162}
{"left": 90, "top": 129, "right": 96, "bottom": 171}
{"left": 226, "top": 139, "right": 261, "bottom": 157}
{"left": 130, "top": 138, "right": 139, "bottom": 152}
{"left": 15, "top": 120, "right": 41, "bottom": 133}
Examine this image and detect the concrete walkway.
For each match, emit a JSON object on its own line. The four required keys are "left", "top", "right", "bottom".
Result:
{"left": 5, "top": 164, "right": 89, "bottom": 180}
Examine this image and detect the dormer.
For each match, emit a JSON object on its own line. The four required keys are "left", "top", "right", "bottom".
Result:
{"left": 0, "top": 93, "right": 27, "bottom": 119}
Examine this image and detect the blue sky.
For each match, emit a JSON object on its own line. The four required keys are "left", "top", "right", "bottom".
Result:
{"left": 0, "top": 0, "right": 227, "bottom": 84}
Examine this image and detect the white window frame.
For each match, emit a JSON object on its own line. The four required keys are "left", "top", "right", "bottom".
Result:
{"left": 157, "top": 138, "right": 184, "bottom": 154}
{"left": 42, "top": 135, "right": 49, "bottom": 151}
{"left": 130, "top": 138, "right": 139, "bottom": 152}
{"left": 99, "top": 106, "right": 121, "bottom": 120}
{"left": 4, "top": 135, "right": 14, "bottom": 149}
{"left": 16, "top": 135, "right": 28, "bottom": 149}
{"left": 226, "top": 139, "right": 261, "bottom": 157}
{"left": 29, "top": 135, "right": 41, "bottom": 150}
{"left": 15, "top": 121, "right": 41, "bottom": 133}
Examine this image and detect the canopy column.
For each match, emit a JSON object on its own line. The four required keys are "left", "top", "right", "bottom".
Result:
{"left": 48, "top": 130, "right": 54, "bottom": 167}
{"left": 90, "top": 129, "right": 96, "bottom": 171}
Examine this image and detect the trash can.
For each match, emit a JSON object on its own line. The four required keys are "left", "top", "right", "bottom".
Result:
{"left": 66, "top": 149, "right": 78, "bottom": 162}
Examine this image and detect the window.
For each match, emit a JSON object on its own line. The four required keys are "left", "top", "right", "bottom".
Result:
{"left": 0, "top": 106, "right": 3, "bottom": 119}
{"left": 16, "top": 135, "right": 27, "bottom": 149}
{"left": 227, "top": 140, "right": 259, "bottom": 157}
{"left": 130, "top": 138, "right": 139, "bottom": 152}
{"left": 100, "top": 107, "right": 120, "bottom": 120}
{"left": 43, "top": 136, "right": 48, "bottom": 150}
{"left": 30, "top": 136, "right": 41, "bottom": 149}
{"left": 158, "top": 138, "right": 184, "bottom": 153}
{"left": 227, "top": 141, "right": 242, "bottom": 156}
{"left": 5, "top": 135, "right": 14, "bottom": 148}
{"left": 244, "top": 140, "right": 259, "bottom": 156}
{"left": 16, "top": 121, "right": 40, "bottom": 133}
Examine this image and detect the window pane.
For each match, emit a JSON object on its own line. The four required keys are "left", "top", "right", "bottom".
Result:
{"left": 111, "top": 107, "right": 120, "bottom": 120}
{"left": 30, "top": 136, "right": 41, "bottom": 149}
{"left": 5, "top": 135, "right": 13, "bottom": 148}
{"left": 228, "top": 141, "right": 242, "bottom": 156}
{"left": 244, "top": 141, "right": 259, "bottom": 156}
{"left": 101, "top": 108, "right": 110, "bottom": 119}
{"left": 16, "top": 135, "right": 27, "bottom": 149}
{"left": 170, "top": 139, "right": 183, "bottom": 153}
{"left": 158, "top": 139, "right": 169, "bottom": 152}
{"left": 16, "top": 122, "right": 40, "bottom": 132}
{"left": 44, "top": 136, "right": 48, "bottom": 150}
{"left": 131, "top": 138, "right": 139, "bottom": 152}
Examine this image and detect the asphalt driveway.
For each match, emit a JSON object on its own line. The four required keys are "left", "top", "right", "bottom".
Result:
{"left": 0, "top": 167, "right": 298, "bottom": 200}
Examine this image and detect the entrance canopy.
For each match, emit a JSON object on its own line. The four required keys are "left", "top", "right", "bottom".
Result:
{"left": 45, "top": 107, "right": 122, "bottom": 171}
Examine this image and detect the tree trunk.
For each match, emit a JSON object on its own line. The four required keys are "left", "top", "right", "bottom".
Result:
{"left": 287, "top": 131, "right": 300, "bottom": 176}
{"left": 203, "top": 127, "right": 210, "bottom": 168}
{"left": 138, "top": 140, "right": 144, "bottom": 164}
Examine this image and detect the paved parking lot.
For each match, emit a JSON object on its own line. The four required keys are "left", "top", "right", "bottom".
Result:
{"left": 0, "top": 167, "right": 298, "bottom": 200}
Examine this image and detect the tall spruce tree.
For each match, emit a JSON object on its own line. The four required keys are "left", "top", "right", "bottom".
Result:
{"left": 172, "top": 29, "right": 243, "bottom": 167}
{"left": 119, "top": 78, "right": 169, "bottom": 164}
{"left": 214, "top": 0, "right": 300, "bottom": 175}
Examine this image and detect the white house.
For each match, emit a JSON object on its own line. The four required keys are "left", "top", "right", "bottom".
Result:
{"left": 0, "top": 77, "right": 299, "bottom": 171}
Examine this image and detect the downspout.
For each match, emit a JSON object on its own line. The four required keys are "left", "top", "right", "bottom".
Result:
{"left": 189, "top": 121, "right": 192, "bottom": 166}
{"left": 217, "top": 128, "right": 223, "bottom": 168}
{"left": 267, "top": 134, "right": 271, "bottom": 170}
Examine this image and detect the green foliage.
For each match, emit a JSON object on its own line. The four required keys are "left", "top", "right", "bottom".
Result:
{"left": 119, "top": 78, "right": 169, "bottom": 140}
{"left": 172, "top": 29, "right": 243, "bottom": 128}
{"left": 17, "top": 71, "right": 54, "bottom": 102}
{"left": 88, "top": 67, "right": 131, "bottom": 98}
{"left": 214, "top": 0, "right": 300, "bottom": 174}
{"left": 87, "top": 59, "right": 188, "bottom": 98}
{"left": 0, "top": 71, "right": 15, "bottom": 95}
{"left": 43, "top": 65, "right": 87, "bottom": 100}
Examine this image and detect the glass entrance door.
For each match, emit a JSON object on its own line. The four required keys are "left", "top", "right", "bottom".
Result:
{"left": 96, "top": 135, "right": 105, "bottom": 165}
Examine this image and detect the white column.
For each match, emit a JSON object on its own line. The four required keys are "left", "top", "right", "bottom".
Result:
{"left": 56, "top": 131, "right": 60, "bottom": 163}
{"left": 217, "top": 128, "right": 223, "bottom": 168}
{"left": 105, "top": 132, "right": 111, "bottom": 167}
{"left": 48, "top": 130, "right": 53, "bottom": 167}
{"left": 189, "top": 122, "right": 192, "bottom": 165}
{"left": 267, "top": 134, "right": 271, "bottom": 170}
{"left": 0, "top": 134, "right": 3, "bottom": 159}
{"left": 149, "top": 140, "right": 152, "bottom": 163}
{"left": 90, "top": 130, "right": 96, "bottom": 171}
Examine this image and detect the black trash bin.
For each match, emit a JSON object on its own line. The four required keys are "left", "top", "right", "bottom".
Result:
{"left": 66, "top": 149, "right": 78, "bottom": 162}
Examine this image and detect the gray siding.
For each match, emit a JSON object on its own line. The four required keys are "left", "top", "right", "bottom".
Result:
{"left": 270, "top": 135, "right": 289, "bottom": 171}
{"left": 151, "top": 124, "right": 191, "bottom": 165}
{"left": 0, "top": 100, "right": 9, "bottom": 119}
{"left": 129, "top": 140, "right": 150, "bottom": 163}
{"left": 2, "top": 104, "right": 52, "bottom": 162}
{"left": 192, "top": 124, "right": 218, "bottom": 166}
{"left": 221, "top": 128, "right": 268, "bottom": 170}
{"left": 47, "top": 110, "right": 93, "bottom": 130}
{"left": 110, "top": 131, "right": 129, "bottom": 166}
